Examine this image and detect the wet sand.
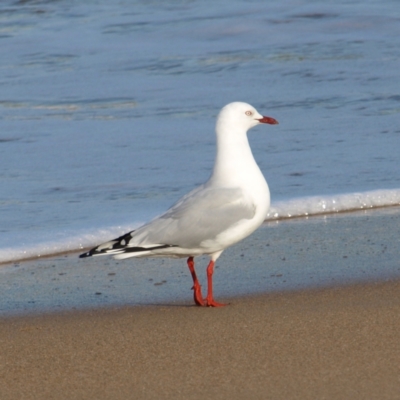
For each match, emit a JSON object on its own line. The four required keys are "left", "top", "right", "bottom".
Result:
{"left": 2, "top": 206, "right": 400, "bottom": 316}
{"left": 1, "top": 280, "right": 400, "bottom": 400}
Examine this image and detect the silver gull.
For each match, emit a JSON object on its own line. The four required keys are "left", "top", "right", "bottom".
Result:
{"left": 79, "top": 102, "right": 278, "bottom": 307}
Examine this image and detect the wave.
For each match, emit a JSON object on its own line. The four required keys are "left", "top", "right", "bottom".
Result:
{"left": 1, "top": 188, "right": 399, "bottom": 264}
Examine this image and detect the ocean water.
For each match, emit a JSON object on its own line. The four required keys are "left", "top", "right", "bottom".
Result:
{"left": 1, "top": 0, "right": 399, "bottom": 263}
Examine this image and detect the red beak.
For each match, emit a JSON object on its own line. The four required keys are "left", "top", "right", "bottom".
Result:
{"left": 257, "top": 116, "right": 279, "bottom": 125}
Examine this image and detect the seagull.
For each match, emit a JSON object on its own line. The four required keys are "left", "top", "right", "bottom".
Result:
{"left": 79, "top": 102, "right": 278, "bottom": 307}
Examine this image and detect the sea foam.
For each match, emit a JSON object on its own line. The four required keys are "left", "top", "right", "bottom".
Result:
{"left": 1, "top": 188, "right": 399, "bottom": 264}
{"left": 267, "top": 188, "right": 400, "bottom": 220}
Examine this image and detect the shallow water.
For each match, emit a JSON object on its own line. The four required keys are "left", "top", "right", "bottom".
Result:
{"left": 1, "top": 0, "right": 400, "bottom": 262}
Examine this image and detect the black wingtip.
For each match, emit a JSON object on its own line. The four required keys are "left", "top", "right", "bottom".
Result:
{"left": 79, "top": 251, "right": 92, "bottom": 258}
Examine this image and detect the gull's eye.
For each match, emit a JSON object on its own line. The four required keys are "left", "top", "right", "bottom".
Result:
{"left": 245, "top": 110, "right": 253, "bottom": 116}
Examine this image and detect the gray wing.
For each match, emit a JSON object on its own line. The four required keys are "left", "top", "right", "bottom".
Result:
{"left": 131, "top": 185, "right": 256, "bottom": 248}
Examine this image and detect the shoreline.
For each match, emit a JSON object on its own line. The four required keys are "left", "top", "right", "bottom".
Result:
{"left": 1, "top": 205, "right": 400, "bottom": 317}
{"left": 2, "top": 202, "right": 400, "bottom": 266}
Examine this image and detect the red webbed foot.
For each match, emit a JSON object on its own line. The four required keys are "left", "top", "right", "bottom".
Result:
{"left": 205, "top": 298, "right": 228, "bottom": 307}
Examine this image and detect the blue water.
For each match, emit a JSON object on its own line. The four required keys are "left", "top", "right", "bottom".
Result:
{"left": 1, "top": 0, "right": 400, "bottom": 262}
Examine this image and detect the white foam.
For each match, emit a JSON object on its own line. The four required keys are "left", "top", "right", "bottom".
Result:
{"left": 267, "top": 188, "right": 400, "bottom": 220}
{"left": 0, "top": 224, "right": 141, "bottom": 265}
{"left": 1, "top": 189, "right": 399, "bottom": 264}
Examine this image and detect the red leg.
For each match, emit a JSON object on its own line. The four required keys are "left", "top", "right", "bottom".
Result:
{"left": 187, "top": 257, "right": 205, "bottom": 306}
{"left": 206, "top": 260, "right": 227, "bottom": 307}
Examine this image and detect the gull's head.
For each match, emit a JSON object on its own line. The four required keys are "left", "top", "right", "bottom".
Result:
{"left": 216, "top": 102, "right": 278, "bottom": 133}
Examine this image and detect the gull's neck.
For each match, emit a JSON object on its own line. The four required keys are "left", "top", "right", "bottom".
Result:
{"left": 209, "top": 123, "right": 262, "bottom": 187}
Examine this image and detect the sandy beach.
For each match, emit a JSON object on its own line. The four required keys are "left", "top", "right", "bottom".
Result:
{"left": 1, "top": 281, "right": 400, "bottom": 399}
{"left": 1, "top": 207, "right": 400, "bottom": 399}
